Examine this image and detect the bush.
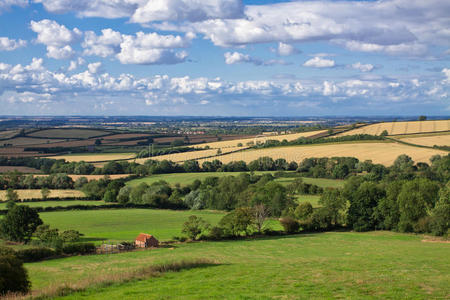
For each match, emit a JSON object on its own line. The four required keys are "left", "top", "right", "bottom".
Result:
{"left": 279, "top": 217, "right": 300, "bottom": 233}
{"left": 0, "top": 255, "right": 30, "bottom": 295}
{"left": 60, "top": 230, "right": 82, "bottom": 243}
{"left": 208, "top": 226, "right": 225, "bottom": 240}
{"left": 294, "top": 202, "right": 313, "bottom": 220}
{"left": 181, "top": 215, "right": 210, "bottom": 241}
{"left": 62, "top": 243, "right": 96, "bottom": 255}
{"left": 15, "top": 247, "right": 56, "bottom": 262}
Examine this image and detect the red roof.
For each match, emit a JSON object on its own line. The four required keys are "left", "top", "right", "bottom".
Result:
{"left": 135, "top": 233, "right": 154, "bottom": 242}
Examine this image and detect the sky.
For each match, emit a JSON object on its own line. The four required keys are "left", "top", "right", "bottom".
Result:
{"left": 0, "top": 0, "right": 448, "bottom": 116}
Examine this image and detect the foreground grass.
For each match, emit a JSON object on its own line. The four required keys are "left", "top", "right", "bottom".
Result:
{"left": 24, "top": 231, "right": 449, "bottom": 299}
{"left": 127, "top": 172, "right": 344, "bottom": 189}
{"left": 39, "top": 209, "right": 225, "bottom": 243}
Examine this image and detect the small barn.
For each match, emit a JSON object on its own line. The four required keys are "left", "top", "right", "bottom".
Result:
{"left": 135, "top": 233, "right": 159, "bottom": 248}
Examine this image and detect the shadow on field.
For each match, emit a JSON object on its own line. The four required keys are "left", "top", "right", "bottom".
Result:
{"left": 80, "top": 237, "right": 108, "bottom": 242}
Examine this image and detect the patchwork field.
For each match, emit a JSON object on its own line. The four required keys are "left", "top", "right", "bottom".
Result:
{"left": 47, "top": 153, "right": 136, "bottom": 162}
{"left": 133, "top": 147, "right": 247, "bottom": 164}
{"left": 197, "top": 142, "right": 447, "bottom": 166}
{"left": 0, "top": 137, "right": 66, "bottom": 146}
{"left": 39, "top": 209, "right": 225, "bottom": 243}
{"left": 190, "top": 130, "right": 327, "bottom": 149}
{"left": 0, "top": 189, "right": 85, "bottom": 200}
{"left": 396, "top": 134, "right": 450, "bottom": 147}
{"left": 0, "top": 129, "right": 19, "bottom": 140}
{"left": 28, "top": 129, "right": 111, "bottom": 139}
{"left": 337, "top": 120, "right": 450, "bottom": 136}
{"left": 0, "top": 166, "right": 42, "bottom": 173}
{"left": 25, "top": 231, "right": 450, "bottom": 299}
{"left": 127, "top": 172, "right": 344, "bottom": 189}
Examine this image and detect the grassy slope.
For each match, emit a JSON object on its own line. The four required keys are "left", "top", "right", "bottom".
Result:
{"left": 24, "top": 232, "right": 449, "bottom": 299}
{"left": 39, "top": 209, "right": 225, "bottom": 243}
{"left": 127, "top": 172, "right": 344, "bottom": 189}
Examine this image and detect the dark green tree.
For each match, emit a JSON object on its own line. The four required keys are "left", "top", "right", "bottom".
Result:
{"left": 181, "top": 215, "right": 210, "bottom": 240}
{"left": 0, "top": 205, "right": 43, "bottom": 243}
{"left": 0, "top": 255, "right": 30, "bottom": 295}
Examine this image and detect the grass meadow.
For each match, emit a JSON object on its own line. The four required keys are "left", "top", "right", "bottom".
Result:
{"left": 127, "top": 172, "right": 344, "bottom": 189}
{"left": 0, "top": 200, "right": 113, "bottom": 210}
{"left": 24, "top": 231, "right": 450, "bottom": 299}
{"left": 39, "top": 209, "right": 225, "bottom": 243}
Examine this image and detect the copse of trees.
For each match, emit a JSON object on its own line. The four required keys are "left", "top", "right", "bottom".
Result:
{"left": 0, "top": 172, "right": 74, "bottom": 190}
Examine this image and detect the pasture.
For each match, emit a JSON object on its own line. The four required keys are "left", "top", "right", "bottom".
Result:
{"left": 25, "top": 231, "right": 450, "bottom": 299}
{"left": 0, "top": 189, "right": 85, "bottom": 200}
{"left": 337, "top": 120, "right": 450, "bottom": 136}
{"left": 197, "top": 142, "right": 447, "bottom": 166}
{"left": 39, "top": 209, "right": 225, "bottom": 243}
{"left": 28, "top": 129, "right": 111, "bottom": 139}
{"left": 126, "top": 172, "right": 345, "bottom": 189}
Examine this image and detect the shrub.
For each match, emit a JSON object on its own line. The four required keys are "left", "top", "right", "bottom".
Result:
{"left": 279, "top": 217, "right": 300, "bottom": 233}
{"left": 208, "top": 226, "right": 225, "bottom": 240}
{"left": 0, "top": 255, "right": 30, "bottom": 295}
{"left": 15, "top": 247, "right": 56, "bottom": 262}
{"left": 181, "top": 215, "right": 210, "bottom": 241}
{"left": 294, "top": 202, "right": 313, "bottom": 220}
{"left": 0, "top": 246, "right": 15, "bottom": 257}
{"left": 62, "top": 243, "right": 96, "bottom": 255}
{"left": 60, "top": 230, "right": 82, "bottom": 243}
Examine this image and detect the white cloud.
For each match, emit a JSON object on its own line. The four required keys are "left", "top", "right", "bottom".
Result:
{"left": 351, "top": 62, "right": 374, "bottom": 72}
{"left": 224, "top": 51, "right": 288, "bottom": 66}
{"left": 83, "top": 29, "right": 123, "bottom": 57}
{"left": 0, "top": 37, "right": 27, "bottom": 51}
{"left": 30, "top": 19, "right": 82, "bottom": 59}
{"left": 0, "top": 0, "right": 27, "bottom": 13}
{"left": 87, "top": 62, "right": 102, "bottom": 74}
{"left": 68, "top": 57, "right": 86, "bottom": 71}
{"left": 276, "top": 42, "right": 299, "bottom": 56}
{"left": 131, "top": 0, "right": 243, "bottom": 23}
{"left": 303, "top": 57, "right": 335, "bottom": 68}
{"left": 442, "top": 68, "right": 450, "bottom": 85}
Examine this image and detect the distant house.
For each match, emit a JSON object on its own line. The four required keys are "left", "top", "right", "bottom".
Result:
{"left": 135, "top": 233, "right": 159, "bottom": 248}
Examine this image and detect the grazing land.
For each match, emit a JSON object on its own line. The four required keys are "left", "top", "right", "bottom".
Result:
{"left": 28, "top": 129, "right": 111, "bottom": 139}
{"left": 25, "top": 231, "right": 450, "bottom": 299}
{"left": 197, "top": 142, "right": 447, "bottom": 166}
{"left": 0, "top": 189, "right": 85, "bottom": 200}
{"left": 127, "top": 172, "right": 344, "bottom": 189}
{"left": 39, "top": 209, "right": 225, "bottom": 243}
{"left": 337, "top": 120, "right": 450, "bottom": 136}
{"left": 47, "top": 153, "right": 136, "bottom": 162}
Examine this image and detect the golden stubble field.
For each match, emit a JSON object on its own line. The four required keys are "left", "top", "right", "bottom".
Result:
{"left": 0, "top": 189, "right": 85, "bottom": 200}
{"left": 396, "top": 134, "right": 450, "bottom": 147}
{"left": 337, "top": 120, "right": 450, "bottom": 136}
{"left": 46, "top": 153, "right": 136, "bottom": 162}
{"left": 197, "top": 142, "right": 448, "bottom": 166}
{"left": 190, "top": 130, "right": 327, "bottom": 149}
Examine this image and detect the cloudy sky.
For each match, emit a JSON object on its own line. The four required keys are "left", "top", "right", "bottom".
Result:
{"left": 0, "top": 0, "right": 449, "bottom": 116}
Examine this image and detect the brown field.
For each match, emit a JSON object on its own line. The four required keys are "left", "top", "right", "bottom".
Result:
{"left": 46, "top": 153, "right": 136, "bottom": 162}
{"left": 0, "top": 137, "right": 65, "bottom": 146}
{"left": 0, "top": 166, "right": 42, "bottom": 174}
{"left": 0, "top": 147, "right": 43, "bottom": 157}
{"left": 102, "top": 133, "right": 151, "bottom": 140}
{"left": 0, "top": 189, "right": 85, "bottom": 200}
{"left": 133, "top": 147, "right": 247, "bottom": 164}
{"left": 0, "top": 130, "right": 19, "bottom": 140}
{"left": 34, "top": 174, "right": 132, "bottom": 181}
{"left": 102, "top": 139, "right": 148, "bottom": 146}
{"left": 197, "top": 142, "right": 447, "bottom": 166}
{"left": 28, "top": 129, "right": 111, "bottom": 139}
{"left": 28, "top": 139, "right": 98, "bottom": 148}
{"left": 191, "top": 130, "right": 327, "bottom": 149}
{"left": 152, "top": 134, "right": 255, "bottom": 145}
{"left": 396, "top": 134, "right": 450, "bottom": 147}
{"left": 336, "top": 120, "right": 450, "bottom": 136}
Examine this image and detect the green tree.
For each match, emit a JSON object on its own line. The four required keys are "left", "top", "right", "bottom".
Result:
{"left": 380, "top": 129, "right": 389, "bottom": 137}
{"left": 294, "top": 202, "right": 313, "bottom": 220}
{"left": 347, "top": 182, "right": 385, "bottom": 231}
{"left": 41, "top": 187, "right": 50, "bottom": 200}
{"left": 0, "top": 205, "right": 43, "bottom": 243}
{"left": 219, "top": 207, "right": 255, "bottom": 237}
{"left": 430, "top": 183, "right": 449, "bottom": 236}
{"left": 0, "top": 255, "right": 30, "bottom": 294}
{"left": 319, "top": 188, "right": 347, "bottom": 226}
{"left": 418, "top": 115, "right": 427, "bottom": 121}
{"left": 181, "top": 215, "right": 210, "bottom": 240}
{"left": 6, "top": 188, "right": 19, "bottom": 202}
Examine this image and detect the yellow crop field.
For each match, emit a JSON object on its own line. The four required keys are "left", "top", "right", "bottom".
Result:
{"left": 0, "top": 189, "right": 85, "bottom": 200}
{"left": 197, "top": 142, "right": 447, "bottom": 166}
{"left": 134, "top": 147, "right": 247, "bottom": 164}
{"left": 46, "top": 153, "right": 136, "bottom": 162}
{"left": 336, "top": 120, "right": 450, "bottom": 136}
{"left": 191, "top": 130, "right": 327, "bottom": 149}
{"left": 397, "top": 134, "right": 450, "bottom": 147}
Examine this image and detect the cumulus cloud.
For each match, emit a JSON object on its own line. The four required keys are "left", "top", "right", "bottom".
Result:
{"left": 87, "top": 62, "right": 102, "bottom": 74}
{"left": 82, "top": 29, "right": 193, "bottom": 65}
{"left": 68, "top": 57, "right": 86, "bottom": 71}
{"left": 30, "top": 19, "right": 82, "bottom": 59}
{"left": 276, "top": 42, "right": 300, "bottom": 56}
{"left": 303, "top": 57, "right": 335, "bottom": 68}
{"left": 0, "top": 37, "right": 27, "bottom": 51}
{"left": 224, "top": 51, "right": 288, "bottom": 66}
{"left": 351, "top": 62, "right": 374, "bottom": 72}
{"left": 0, "top": 0, "right": 27, "bottom": 13}
{"left": 442, "top": 68, "right": 450, "bottom": 85}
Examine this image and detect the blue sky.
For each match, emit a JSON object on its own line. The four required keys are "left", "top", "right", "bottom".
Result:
{"left": 0, "top": 0, "right": 448, "bottom": 116}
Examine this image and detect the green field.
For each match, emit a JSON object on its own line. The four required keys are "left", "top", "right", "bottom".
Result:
{"left": 24, "top": 231, "right": 449, "bottom": 299}
{"left": 296, "top": 195, "right": 321, "bottom": 207}
{"left": 39, "top": 209, "right": 225, "bottom": 243}
{"left": 0, "top": 200, "right": 113, "bottom": 210}
{"left": 127, "top": 172, "right": 344, "bottom": 189}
